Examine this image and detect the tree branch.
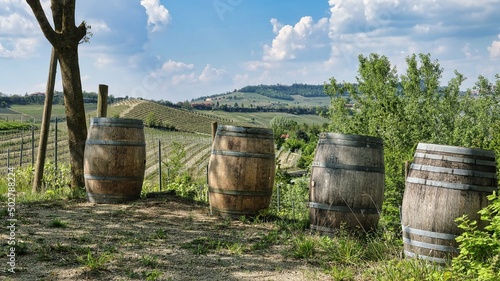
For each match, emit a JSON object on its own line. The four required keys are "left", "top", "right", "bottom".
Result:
{"left": 26, "top": 0, "right": 58, "bottom": 45}
{"left": 76, "top": 21, "right": 88, "bottom": 42}
{"left": 62, "top": 0, "right": 76, "bottom": 34}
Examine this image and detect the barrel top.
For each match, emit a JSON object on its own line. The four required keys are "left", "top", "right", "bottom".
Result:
{"left": 417, "top": 143, "right": 496, "bottom": 158}
{"left": 90, "top": 117, "right": 144, "bottom": 128}
{"left": 319, "top": 132, "right": 383, "bottom": 144}
{"left": 217, "top": 125, "right": 273, "bottom": 136}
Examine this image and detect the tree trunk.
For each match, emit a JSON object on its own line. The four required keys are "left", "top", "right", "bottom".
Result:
{"left": 57, "top": 45, "right": 87, "bottom": 189}
{"left": 26, "top": 0, "right": 89, "bottom": 189}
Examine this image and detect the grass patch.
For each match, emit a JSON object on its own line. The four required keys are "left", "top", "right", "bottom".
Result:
{"left": 49, "top": 218, "right": 68, "bottom": 228}
{"left": 78, "top": 250, "right": 114, "bottom": 271}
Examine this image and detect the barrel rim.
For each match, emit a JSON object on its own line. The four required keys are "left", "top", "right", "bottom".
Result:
{"left": 417, "top": 143, "right": 495, "bottom": 158}
{"left": 90, "top": 117, "right": 144, "bottom": 126}
{"left": 216, "top": 125, "right": 273, "bottom": 136}
{"left": 319, "top": 132, "right": 383, "bottom": 144}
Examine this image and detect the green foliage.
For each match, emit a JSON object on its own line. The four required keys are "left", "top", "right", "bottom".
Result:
{"left": 49, "top": 218, "right": 67, "bottom": 228}
{"left": 0, "top": 120, "right": 32, "bottom": 130}
{"left": 270, "top": 116, "right": 298, "bottom": 132}
{"left": 325, "top": 53, "right": 500, "bottom": 226}
{"left": 162, "top": 142, "right": 187, "bottom": 184}
{"left": 78, "top": 250, "right": 113, "bottom": 271}
{"left": 271, "top": 177, "right": 309, "bottom": 222}
{"left": 452, "top": 192, "right": 500, "bottom": 281}
{"left": 145, "top": 112, "right": 157, "bottom": 127}
{"left": 291, "top": 235, "right": 316, "bottom": 259}
{"left": 240, "top": 83, "right": 327, "bottom": 99}
{"left": 0, "top": 162, "right": 75, "bottom": 203}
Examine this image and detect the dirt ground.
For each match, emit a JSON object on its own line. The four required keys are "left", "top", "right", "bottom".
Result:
{"left": 1, "top": 193, "right": 330, "bottom": 281}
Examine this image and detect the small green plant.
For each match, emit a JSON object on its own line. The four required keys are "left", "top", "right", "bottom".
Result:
{"left": 151, "top": 228, "right": 167, "bottom": 239}
{"left": 329, "top": 265, "right": 355, "bottom": 281}
{"left": 144, "top": 269, "right": 163, "bottom": 281}
{"left": 291, "top": 235, "right": 316, "bottom": 259}
{"left": 227, "top": 242, "right": 245, "bottom": 255}
{"left": 78, "top": 250, "right": 113, "bottom": 271}
{"left": 140, "top": 255, "right": 159, "bottom": 267}
{"left": 49, "top": 218, "right": 67, "bottom": 228}
{"left": 452, "top": 192, "right": 500, "bottom": 281}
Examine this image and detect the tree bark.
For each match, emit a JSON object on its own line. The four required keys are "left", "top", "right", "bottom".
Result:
{"left": 27, "top": 0, "right": 88, "bottom": 189}
{"left": 57, "top": 45, "right": 87, "bottom": 188}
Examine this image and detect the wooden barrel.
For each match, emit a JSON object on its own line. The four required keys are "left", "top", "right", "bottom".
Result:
{"left": 402, "top": 143, "right": 497, "bottom": 263}
{"left": 84, "top": 118, "right": 146, "bottom": 203}
{"left": 208, "top": 125, "right": 275, "bottom": 217}
{"left": 309, "top": 133, "right": 385, "bottom": 234}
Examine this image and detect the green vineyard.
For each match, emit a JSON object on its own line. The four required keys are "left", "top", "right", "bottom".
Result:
{"left": 119, "top": 99, "right": 237, "bottom": 134}
{"left": 0, "top": 101, "right": 219, "bottom": 183}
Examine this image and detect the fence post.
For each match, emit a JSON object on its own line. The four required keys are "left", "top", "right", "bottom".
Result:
{"left": 97, "top": 84, "right": 109, "bottom": 117}
{"left": 19, "top": 137, "right": 23, "bottom": 167}
{"left": 277, "top": 183, "right": 281, "bottom": 213}
{"left": 158, "top": 139, "right": 162, "bottom": 191}
{"left": 31, "top": 125, "right": 34, "bottom": 167}
{"left": 54, "top": 117, "right": 58, "bottom": 171}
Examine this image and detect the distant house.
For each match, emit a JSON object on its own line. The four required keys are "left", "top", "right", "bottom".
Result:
{"left": 31, "top": 92, "right": 45, "bottom": 97}
{"left": 191, "top": 101, "right": 213, "bottom": 110}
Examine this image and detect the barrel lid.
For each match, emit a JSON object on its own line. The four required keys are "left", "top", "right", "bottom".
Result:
{"left": 319, "top": 132, "right": 383, "bottom": 144}
{"left": 90, "top": 117, "right": 144, "bottom": 128}
{"left": 216, "top": 125, "right": 273, "bottom": 136}
{"left": 417, "top": 143, "right": 496, "bottom": 158}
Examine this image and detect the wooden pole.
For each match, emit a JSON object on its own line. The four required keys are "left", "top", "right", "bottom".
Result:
{"left": 211, "top": 122, "right": 218, "bottom": 140}
{"left": 158, "top": 139, "right": 162, "bottom": 191}
{"left": 33, "top": 48, "right": 57, "bottom": 192}
{"left": 97, "top": 84, "right": 108, "bottom": 117}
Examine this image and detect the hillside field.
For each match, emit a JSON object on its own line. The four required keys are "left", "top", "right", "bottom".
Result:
{"left": 0, "top": 100, "right": 325, "bottom": 181}
{"left": 193, "top": 92, "right": 330, "bottom": 108}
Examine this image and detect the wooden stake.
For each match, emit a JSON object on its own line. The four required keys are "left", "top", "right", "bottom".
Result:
{"left": 211, "top": 122, "right": 218, "bottom": 140}
{"left": 97, "top": 84, "right": 108, "bottom": 117}
{"left": 33, "top": 47, "right": 57, "bottom": 192}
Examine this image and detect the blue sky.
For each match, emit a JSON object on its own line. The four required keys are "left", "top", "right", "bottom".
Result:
{"left": 1, "top": 0, "right": 499, "bottom": 102}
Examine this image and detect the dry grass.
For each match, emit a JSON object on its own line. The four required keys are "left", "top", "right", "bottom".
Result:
{"left": 1, "top": 193, "right": 329, "bottom": 281}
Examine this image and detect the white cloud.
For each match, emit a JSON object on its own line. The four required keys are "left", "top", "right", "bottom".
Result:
{"left": 263, "top": 16, "right": 329, "bottom": 62}
{"left": 87, "top": 19, "right": 110, "bottom": 33}
{"left": 140, "top": 0, "right": 171, "bottom": 32}
{"left": 94, "top": 56, "right": 113, "bottom": 68}
{"left": 270, "top": 18, "right": 283, "bottom": 34}
{"left": 171, "top": 72, "right": 196, "bottom": 85}
{"left": 0, "top": 38, "right": 38, "bottom": 58}
{"left": 0, "top": 12, "right": 36, "bottom": 35}
{"left": 199, "top": 64, "right": 227, "bottom": 82}
{"left": 488, "top": 35, "right": 500, "bottom": 59}
{"left": 158, "top": 60, "right": 194, "bottom": 75}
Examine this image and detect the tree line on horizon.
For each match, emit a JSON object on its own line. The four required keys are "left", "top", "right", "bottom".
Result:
{"left": 0, "top": 91, "right": 116, "bottom": 107}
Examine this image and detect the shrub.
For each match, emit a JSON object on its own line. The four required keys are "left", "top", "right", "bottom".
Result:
{"left": 452, "top": 192, "right": 500, "bottom": 281}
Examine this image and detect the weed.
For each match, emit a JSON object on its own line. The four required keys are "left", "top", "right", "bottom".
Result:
{"left": 329, "top": 265, "right": 355, "bottom": 281}
{"left": 227, "top": 242, "right": 245, "bottom": 255}
{"left": 151, "top": 228, "right": 167, "bottom": 239}
{"left": 49, "top": 218, "right": 67, "bottom": 228}
{"left": 78, "top": 250, "right": 113, "bottom": 271}
{"left": 141, "top": 255, "right": 159, "bottom": 267}
{"left": 143, "top": 269, "right": 163, "bottom": 281}
{"left": 291, "top": 235, "right": 316, "bottom": 259}
{"left": 126, "top": 268, "right": 140, "bottom": 279}
{"left": 181, "top": 237, "right": 225, "bottom": 255}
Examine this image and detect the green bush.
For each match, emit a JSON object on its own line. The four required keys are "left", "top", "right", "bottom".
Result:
{"left": 452, "top": 192, "right": 500, "bottom": 281}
